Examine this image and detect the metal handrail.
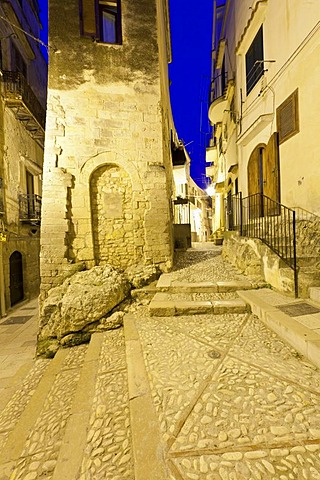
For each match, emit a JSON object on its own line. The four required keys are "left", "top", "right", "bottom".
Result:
{"left": 19, "top": 194, "right": 42, "bottom": 222}
{"left": 209, "top": 72, "right": 228, "bottom": 104}
{"left": 225, "top": 193, "right": 298, "bottom": 297}
{"left": 0, "top": 70, "right": 45, "bottom": 129}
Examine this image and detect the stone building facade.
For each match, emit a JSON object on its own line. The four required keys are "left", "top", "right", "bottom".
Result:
{"left": 207, "top": 0, "right": 320, "bottom": 226}
{"left": 206, "top": 0, "right": 320, "bottom": 295}
{"left": 40, "top": 0, "right": 175, "bottom": 300}
{"left": 0, "top": 0, "right": 47, "bottom": 315}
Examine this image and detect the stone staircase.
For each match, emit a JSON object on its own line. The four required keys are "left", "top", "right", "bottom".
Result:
{"left": 0, "top": 272, "right": 257, "bottom": 480}
{"left": 148, "top": 273, "right": 252, "bottom": 316}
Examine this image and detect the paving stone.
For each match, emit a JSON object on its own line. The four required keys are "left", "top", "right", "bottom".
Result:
{"left": 1, "top": 247, "right": 320, "bottom": 479}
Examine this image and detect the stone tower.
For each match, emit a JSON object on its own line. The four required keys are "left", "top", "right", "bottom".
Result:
{"left": 40, "top": 0, "right": 174, "bottom": 301}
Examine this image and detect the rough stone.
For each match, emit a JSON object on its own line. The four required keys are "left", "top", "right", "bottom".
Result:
{"left": 38, "top": 265, "right": 130, "bottom": 354}
{"left": 125, "top": 263, "right": 161, "bottom": 288}
{"left": 97, "top": 312, "right": 125, "bottom": 331}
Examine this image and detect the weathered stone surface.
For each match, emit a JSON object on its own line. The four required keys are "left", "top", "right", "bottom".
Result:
{"left": 96, "top": 311, "right": 125, "bottom": 331}
{"left": 38, "top": 265, "right": 130, "bottom": 353}
{"left": 125, "top": 263, "right": 161, "bottom": 288}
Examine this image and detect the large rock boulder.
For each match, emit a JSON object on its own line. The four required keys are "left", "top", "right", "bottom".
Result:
{"left": 38, "top": 265, "right": 131, "bottom": 357}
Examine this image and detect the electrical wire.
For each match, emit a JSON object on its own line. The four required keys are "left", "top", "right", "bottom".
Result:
{"left": 0, "top": 14, "right": 56, "bottom": 52}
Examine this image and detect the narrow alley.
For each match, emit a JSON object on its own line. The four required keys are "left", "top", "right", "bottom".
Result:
{"left": 1, "top": 245, "right": 320, "bottom": 479}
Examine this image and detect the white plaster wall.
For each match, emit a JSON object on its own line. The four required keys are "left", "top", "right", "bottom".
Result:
{"left": 235, "top": 0, "right": 320, "bottom": 213}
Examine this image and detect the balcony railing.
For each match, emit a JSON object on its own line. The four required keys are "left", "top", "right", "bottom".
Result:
{"left": 209, "top": 72, "right": 228, "bottom": 104}
{"left": 225, "top": 193, "right": 298, "bottom": 297}
{"left": 19, "top": 194, "right": 42, "bottom": 224}
{"left": 1, "top": 70, "right": 45, "bottom": 130}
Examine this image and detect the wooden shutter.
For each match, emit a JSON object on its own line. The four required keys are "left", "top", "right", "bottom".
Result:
{"left": 277, "top": 89, "right": 299, "bottom": 144}
{"left": 79, "top": 0, "right": 97, "bottom": 37}
{"left": 263, "top": 132, "right": 280, "bottom": 215}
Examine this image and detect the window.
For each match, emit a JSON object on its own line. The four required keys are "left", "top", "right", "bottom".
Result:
{"left": 277, "top": 89, "right": 299, "bottom": 144}
{"left": 79, "top": 0, "right": 122, "bottom": 44}
{"left": 245, "top": 26, "right": 264, "bottom": 95}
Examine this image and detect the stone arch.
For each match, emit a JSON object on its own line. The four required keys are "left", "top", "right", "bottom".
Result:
{"left": 89, "top": 162, "right": 145, "bottom": 270}
{"left": 76, "top": 152, "right": 146, "bottom": 267}
{"left": 80, "top": 151, "right": 143, "bottom": 191}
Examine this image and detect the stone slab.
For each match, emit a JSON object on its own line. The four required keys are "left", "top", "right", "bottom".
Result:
{"left": 149, "top": 301, "right": 176, "bottom": 317}
{"left": 52, "top": 333, "right": 105, "bottom": 480}
{"left": 310, "top": 287, "right": 320, "bottom": 304}
{"left": 217, "top": 280, "right": 252, "bottom": 292}
{"left": 239, "top": 289, "right": 320, "bottom": 369}
{"left": 156, "top": 274, "right": 173, "bottom": 290}
{"left": 213, "top": 299, "right": 249, "bottom": 314}
{"left": 174, "top": 301, "right": 213, "bottom": 315}
{"left": 124, "top": 315, "right": 168, "bottom": 480}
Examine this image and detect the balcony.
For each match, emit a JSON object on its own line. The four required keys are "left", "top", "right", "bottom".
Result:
{"left": 1, "top": 71, "right": 45, "bottom": 147}
{"left": 208, "top": 72, "right": 228, "bottom": 125}
{"left": 19, "top": 194, "right": 42, "bottom": 224}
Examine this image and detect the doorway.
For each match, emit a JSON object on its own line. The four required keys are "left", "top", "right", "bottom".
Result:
{"left": 247, "top": 133, "right": 280, "bottom": 217}
{"left": 10, "top": 251, "right": 24, "bottom": 306}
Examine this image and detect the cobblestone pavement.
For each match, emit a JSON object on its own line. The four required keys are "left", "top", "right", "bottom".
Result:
{"left": 132, "top": 246, "right": 320, "bottom": 479}
{"left": 79, "top": 330, "right": 134, "bottom": 480}
{"left": 1, "top": 244, "right": 320, "bottom": 479}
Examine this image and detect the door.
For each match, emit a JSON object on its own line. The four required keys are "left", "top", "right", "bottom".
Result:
{"left": 247, "top": 146, "right": 264, "bottom": 219}
{"left": 247, "top": 135, "right": 280, "bottom": 218}
{"left": 10, "top": 251, "right": 24, "bottom": 306}
{"left": 263, "top": 132, "right": 280, "bottom": 215}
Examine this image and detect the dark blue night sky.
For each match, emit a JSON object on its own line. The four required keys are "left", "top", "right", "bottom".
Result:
{"left": 39, "top": 1, "right": 48, "bottom": 61}
{"left": 169, "top": 0, "right": 213, "bottom": 189}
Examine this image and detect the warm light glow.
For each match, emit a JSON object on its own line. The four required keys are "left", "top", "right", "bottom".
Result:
{"left": 206, "top": 184, "right": 216, "bottom": 196}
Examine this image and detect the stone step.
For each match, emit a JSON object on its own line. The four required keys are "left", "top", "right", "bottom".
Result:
{"left": 156, "top": 274, "right": 254, "bottom": 293}
{"left": 149, "top": 292, "right": 249, "bottom": 317}
{"left": 310, "top": 287, "right": 320, "bottom": 305}
{"left": 0, "top": 330, "right": 136, "bottom": 480}
{"left": 124, "top": 315, "right": 168, "bottom": 479}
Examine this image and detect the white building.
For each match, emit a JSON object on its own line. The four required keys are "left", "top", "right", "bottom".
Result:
{"left": 173, "top": 143, "right": 212, "bottom": 248}
{"left": 207, "top": 0, "right": 320, "bottom": 295}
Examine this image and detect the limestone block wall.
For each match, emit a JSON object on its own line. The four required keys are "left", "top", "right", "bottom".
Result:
{"left": 0, "top": 105, "right": 43, "bottom": 311}
{"left": 40, "top": 0, "right": 174, "bottom": 298}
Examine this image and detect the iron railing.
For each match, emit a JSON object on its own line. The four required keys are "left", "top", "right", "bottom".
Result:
{"left": 19, "top": 194, "right": 42, "bottom": 223}
{"left": 292, "top": 207, "right": 320, "bottom": 264}
{"left": 1, "top": 70, "right": 45, "bottom": 129}
{"left": 225, "top": 193, "right": 298, "bottom": 297}
{"left": 209, "top": 72, "right": 228, "bottom": 104}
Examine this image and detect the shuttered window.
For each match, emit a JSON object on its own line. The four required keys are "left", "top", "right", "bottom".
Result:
{"left": 245, "top": 26, "right": 264, "bottom": 95}
{"left": 276, "top": 89, "right": 299, "bottom": 144}
{"left": 79, "top": 0, "right": 122, "bottom": 44}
